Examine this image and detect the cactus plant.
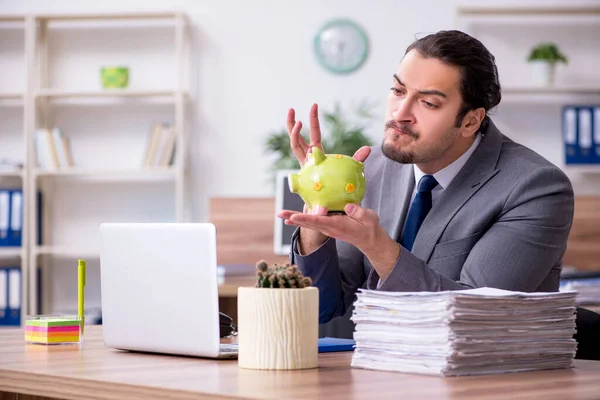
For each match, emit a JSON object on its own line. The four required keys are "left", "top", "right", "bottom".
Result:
{"left": 255, "top": 260, "right": 312, "bottom": 288}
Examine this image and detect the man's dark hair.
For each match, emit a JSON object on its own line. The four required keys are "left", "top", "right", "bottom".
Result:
{"left": 405, "top": 30, "right": 501, "bottom": 131}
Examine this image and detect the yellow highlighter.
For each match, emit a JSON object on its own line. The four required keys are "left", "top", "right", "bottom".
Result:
{"left": 78, "top": 259, "right": 86, "bottom": 335}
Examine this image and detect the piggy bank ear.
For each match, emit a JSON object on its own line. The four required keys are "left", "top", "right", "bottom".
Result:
{"left": 312, "top": 147, "right": 326, "bottom": 165}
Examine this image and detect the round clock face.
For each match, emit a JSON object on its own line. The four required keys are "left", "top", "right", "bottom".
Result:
{"left": 314, "top": 19, "right": 369, "bottom": 74}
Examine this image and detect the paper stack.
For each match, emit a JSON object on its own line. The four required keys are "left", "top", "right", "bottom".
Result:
{"left": 561, "top": 278, "right": 600, "bottom": 306}
{"left": 350, "top": 287, "right": 577, "bottom": 376}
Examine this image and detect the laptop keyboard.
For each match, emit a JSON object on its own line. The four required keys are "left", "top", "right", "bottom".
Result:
{"left": 220, "top": 344, "right": 238, "bottom": 353}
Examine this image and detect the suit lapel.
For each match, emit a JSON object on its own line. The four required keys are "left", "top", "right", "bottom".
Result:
{"left": 410, "top": 121, "right": 504, "bottom": 262}
{"left": 377, "top": 159, "right": 414, "bottom": 242}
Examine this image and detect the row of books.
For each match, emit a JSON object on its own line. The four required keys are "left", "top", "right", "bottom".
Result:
{"left": 35, "top": 128, "right": 74, "bottom": 170}
{"left": 0, "top": 267, "right": 21, "bottom": 326}
{"left": 142, "top": 122, "right": 177, "bottom": 167}
{"left": 0, "top": 189, "right": 22, "bottom": 247}
{"left": 34, "top": 122, "right": 177, "bottom": 171}
{"left": 563, "top": 105, "right": 600, "bottom": 164}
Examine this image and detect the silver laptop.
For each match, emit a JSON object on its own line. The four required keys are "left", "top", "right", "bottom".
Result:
{"left": 99, "top": 222, "right": 238, "bottom": 359}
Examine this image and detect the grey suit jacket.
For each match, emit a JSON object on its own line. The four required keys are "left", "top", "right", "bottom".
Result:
{"left": 290, "top": 120, "right": 574, "bottom": 324}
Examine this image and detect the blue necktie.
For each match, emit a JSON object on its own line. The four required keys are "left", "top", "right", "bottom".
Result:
{"left": 400, "top": 175, "right": 438, "bottom": 251}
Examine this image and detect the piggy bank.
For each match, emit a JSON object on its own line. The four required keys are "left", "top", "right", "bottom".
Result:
{"left": 289, "top": 147, "right": 366, "bottom": 213}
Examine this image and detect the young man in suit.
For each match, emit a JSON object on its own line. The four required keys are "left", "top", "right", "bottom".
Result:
{"left": 278, "top": 30, "right": 575, "bottom": 325}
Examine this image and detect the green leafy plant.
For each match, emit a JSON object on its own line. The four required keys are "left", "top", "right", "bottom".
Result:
{"left": 264, "top": 100, "right": 376, "bottom": 177}
{"left": 527, "top": 43, "right": 568, "bottom": 64}
{"left": 255, "top": 260, "right": 312, "bottom": 288}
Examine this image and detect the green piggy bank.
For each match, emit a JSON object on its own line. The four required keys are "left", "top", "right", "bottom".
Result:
{"left": 289, "top": 147, "right": 366, "bottom": 213}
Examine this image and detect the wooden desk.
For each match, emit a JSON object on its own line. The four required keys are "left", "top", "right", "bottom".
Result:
{"left": 1, "top": 327, "right": 600, "bottom": 400}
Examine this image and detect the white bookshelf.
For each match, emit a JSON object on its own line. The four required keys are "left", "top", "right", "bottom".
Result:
{"left": 0, "top": 93, "right": 24, "bottom": 100}
{"left": 0, "top": 248, "right": 24, "bottom": 258}
{"left": 0, "top": 12, "right": 193, "bottom": 319}
{"left": 0, "top": 15, "right": 27, "bottom": 326}
{"left": 455, "top": 5, "right": 600, "bottom": 175}
{"left": 34, "top": 89, "right": 184, "bottom": 99}
{"left": 34, "top": 245, "right": 99, "bottom": 258}
{"left": 501, "top": 86, "right": 600, "bottom": 104}
{"left": 33, "top": 167, "right": 176, "bottom": 181}
{"left": 0, "top": 171, "right": 24, "bottom": 178}
{"left": 456, "top": 7, "right": 600, "bottom": 27}
{"left": 564, "top": 165, "right": 600, "bottom": 174}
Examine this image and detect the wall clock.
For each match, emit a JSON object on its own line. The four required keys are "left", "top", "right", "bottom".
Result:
{"left": 313, "top": 19, "right": 369, "bottom": 74}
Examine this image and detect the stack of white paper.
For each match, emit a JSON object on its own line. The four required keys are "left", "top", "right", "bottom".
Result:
{"left": 561, "top": 278, "right": 600, "bottom": 306}
{"left": 350, "top": 287, "right": 577, "bottom": 377}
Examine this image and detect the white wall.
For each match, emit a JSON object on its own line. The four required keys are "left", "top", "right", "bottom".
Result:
{"left": 4, "top": 0, "right": 600, "bottom": 216}
{"left": 2, "top": 0, "right": 600, "bottom": 312}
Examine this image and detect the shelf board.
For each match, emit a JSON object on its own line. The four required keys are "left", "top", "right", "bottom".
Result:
{"left": 456, "top": 6, "right": 600, "bottom": 26}
{"left": 0, "top": 93, "right": 24, "bottom": 107}
{"left": 0, "top": 93, "right": 24, "bottom": 100}
{"left": 0, "top": 170, "right": 24, "bottom": 178}
{"left": 34, "top": 246, "right": 98, "bottom": 258}
{"left": 0, "top": 247, "right": 23, "bottom": 258}
{"left": 35, "top": 89, "right": 186, "bottom": 99}
{"left": 564, "top": 166, "right": 600, "bottom": 174}
{"left": 0, "top": 16, "right": 26, "bottom": 23}
{"left": 33, "top": 167, "right": 176, "bottom": 181}
{"left": 500, "top": 86, "right": 600, "bottom": 104}
{"left": 35, "top": 12, "right": 184, "bottom": 21}
{"left": 457, "top": 5, "right": 600, "bottom": 16}
{"left": 503, "top": 86, "right": 600, "bottom": 94}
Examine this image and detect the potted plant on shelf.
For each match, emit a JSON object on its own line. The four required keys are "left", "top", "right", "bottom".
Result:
{"left": 526, "top": 42, "right": 568, "bottom": 86}
{"left": 237, "top": 260, "right": 319, "bottom": 370}
{"left": 264, "top": 100, "right": 375, "bottom": 185}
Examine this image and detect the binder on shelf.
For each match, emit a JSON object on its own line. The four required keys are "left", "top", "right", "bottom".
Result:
{"left": 594, "top": 106, "right": 600, "bottom": 164}
{"left": 578, "top": 107, "right": 594, "bottom": 164}
{"left": 8, "top": 189, "right": 22, "bottom": 247}
{"left": 0, "top": 268, "right": 7, "bottom": 325}
{"left": 7, "top": 267, "right": 21, "bottom": 325}
{"left": 563, "top": 106, "right": 578, "bottom": 164}
{"left": 0, "top": 190, "right": 9, "bottom": 247}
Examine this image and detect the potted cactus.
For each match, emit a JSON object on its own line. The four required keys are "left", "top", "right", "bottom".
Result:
{"left": 237, "top": 261, "right": 319, "bottom": 370}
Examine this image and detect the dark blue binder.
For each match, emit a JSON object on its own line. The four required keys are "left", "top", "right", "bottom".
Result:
{"left": 0, "top": 190, "right": 9, "bottom": 247}
{"left": 8, "top": 189, "right": 22, "bottom": 247}
{"left": 593, "top": 106, "right": 600, "bottom": 164}
{"left": 563, "top": 105, "right": 593, "bottom": 164}
{"left": 578, "top": 106, "right": 594, "bottom": 164}
{"left": 0, "top": 267, "right": 7, "bottom": 325}
{"left": 318, "top": 337, "right": 355, "bottom": 353}
{"left": 6, "top": 267, "right": 21, "bottom": 326}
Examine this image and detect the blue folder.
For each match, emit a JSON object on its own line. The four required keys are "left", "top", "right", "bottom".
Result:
{"left": 318, "top": 337, "right": 355, "bottom": 353}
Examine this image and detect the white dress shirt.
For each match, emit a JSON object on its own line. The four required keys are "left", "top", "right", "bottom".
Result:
{"left": 377, "top": 133, "right": 482, "bottom": 288}
{"left": 411, "top": 133, "right": 482, "bottom": 206}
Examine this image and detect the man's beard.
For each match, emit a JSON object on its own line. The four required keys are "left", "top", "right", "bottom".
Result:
{"left": 381, "top": 120, "right": 457, "bottom": 164}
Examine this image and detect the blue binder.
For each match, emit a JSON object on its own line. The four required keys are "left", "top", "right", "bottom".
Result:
{"left": 0, "top": 190, "right": 9, "bottom": 247}
{"left": 7, "top": 267, "right": 21, "bottom": 326}
{"left": 318, "top": 337, "right": 355, "bottom": 352}
{"left": 0, "top": 268, "right": 7, "bottom": 325}
{"left": 594, "top": 106, "right": 600, "bottom": 164}
{"left": 563, "top": 105, "right": 594, "bottom": 164}
{"left": 8, "top": 189, "right": 22, "bottom": 247}
{"left": 578, "top": 106, "right": 594, "bottom": 164}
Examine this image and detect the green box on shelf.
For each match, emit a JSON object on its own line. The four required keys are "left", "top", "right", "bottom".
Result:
{"left": 101, "top": 67, "right": 129, "bottom": 89}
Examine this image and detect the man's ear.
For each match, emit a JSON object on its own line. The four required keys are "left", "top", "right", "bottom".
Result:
{"left": 461, "top": 108, "right": 486, "bottom": 137}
